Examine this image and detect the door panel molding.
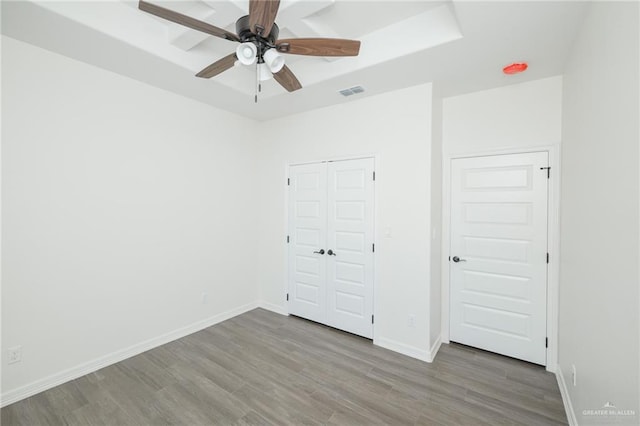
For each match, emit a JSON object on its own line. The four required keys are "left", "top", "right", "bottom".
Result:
{"left": 287, "top": 162, "right": 328, "bottom": 324}
{"left": 441, "top": 146, "right": 561, "bottom": 372}
{"left": 450, "top": 152, "right": 549, "bottom": 365}
{"left": 326, "top": 158, "right": 375, "bottom": 338}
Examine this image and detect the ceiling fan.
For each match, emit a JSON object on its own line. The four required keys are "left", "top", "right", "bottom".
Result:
{"left": 138, "top": 0, "right": 361, "bottom": 100}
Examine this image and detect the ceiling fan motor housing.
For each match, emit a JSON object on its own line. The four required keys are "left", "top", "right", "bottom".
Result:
{"left": 236, "top": 15, "right": 279, "bottom": 43}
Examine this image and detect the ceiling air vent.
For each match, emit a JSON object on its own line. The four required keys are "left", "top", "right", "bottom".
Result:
{"left": 339, "top": 86, "right": 365, "bottom": 97}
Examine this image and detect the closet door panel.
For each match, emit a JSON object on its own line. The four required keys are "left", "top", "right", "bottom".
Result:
{"left": 326, "top": 158, "right": 375, "bottom": 338}
{"left": 287, "top": 163, "right": 328, "bottom": 324}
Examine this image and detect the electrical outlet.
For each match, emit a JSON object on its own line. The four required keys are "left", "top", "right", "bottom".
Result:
{"left": 201, "top": 293, "right": 208, "bottom": 304}
{"left": 572, "top": 364, "right": 577, "bottom": 386}
{"left": 8, "top": 346, "right": 22, "bottom": 364}
{"left": 408, "top": 315, "right": 415, "bottom": 328}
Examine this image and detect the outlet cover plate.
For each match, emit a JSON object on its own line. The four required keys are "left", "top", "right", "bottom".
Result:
{"left": 8, "top": 346, "right": 22, "bottom": 364}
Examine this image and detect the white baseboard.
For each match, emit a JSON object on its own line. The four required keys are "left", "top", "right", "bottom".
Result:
{"left": 1, "top": 302, "right": 448, "bottom": 407}
{"left": 429, "top": 335, "right": 442, "bottom": 361}
{"left": 258, "top": 301, "right": 288, "bottom": 316}
{"left": 0, "top": 301, "right": 259, "bottom": 407}
{"left": 257, "top": 303, "right": 446, "bottom": 365}
{"left": 374, "top": 337, "right": 437, "bottom": 363}
{"left": 262, "top": 305, "right": 441, "bottom": 364}
{"left": 556, "top": 365, "right": 578, "bottom": 425}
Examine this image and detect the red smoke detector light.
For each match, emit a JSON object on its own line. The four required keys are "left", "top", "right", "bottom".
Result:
{"left": 503, "top": 62, "right": 528, "bottom": 75}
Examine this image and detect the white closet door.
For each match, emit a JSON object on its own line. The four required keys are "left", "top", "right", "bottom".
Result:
{"left": 326, "top": 158, "right": 375, "bottom": 338}
{"left": 287, "top": 162, "right": 328, "bottom": 324}
{"left": 450, "top": 152, "right": 549, "bottom": 365}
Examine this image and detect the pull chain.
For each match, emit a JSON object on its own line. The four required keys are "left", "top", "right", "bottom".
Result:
{"left": 255, "top": 61, "right": 259, "bottom": 103}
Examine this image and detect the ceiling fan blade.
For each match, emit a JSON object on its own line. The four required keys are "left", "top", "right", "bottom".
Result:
{"left": 139, "top": 1, "right": 239, "bottom": 42}
{"left": 196, "top": 53, "right": 237, "bottom": 78}
{"left": 276, "top": 38, "right": 361, "bottom": 57}
{"left": 273, "top": 65, "right": 302, "bottom": 92}
{"left": 248, "top": 0, "right": 280, "bottom": 36}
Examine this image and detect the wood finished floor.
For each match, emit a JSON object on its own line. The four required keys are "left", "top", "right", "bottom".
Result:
{"left": 2, "top": 309, "right": 567, "bottom": 425}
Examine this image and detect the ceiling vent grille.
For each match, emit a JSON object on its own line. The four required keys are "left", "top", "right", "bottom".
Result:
{"left": 339, "top": 86, "right": 365, "bottom": 97}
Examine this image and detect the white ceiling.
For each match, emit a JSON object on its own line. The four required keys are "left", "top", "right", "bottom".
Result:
{"left": 1, "top": 0, "right": 589, "bottom": 120}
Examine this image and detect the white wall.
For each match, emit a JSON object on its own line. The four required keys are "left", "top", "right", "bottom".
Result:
{"left": 1, "top": 36, "right": 260, "bottom": 402}
{"left": 2, "top": 28, "right": 593, "bottom": 414}
{"left": 430, "top": 94, "right": 443, "bottom": 351}
{"left": 256, "top": 84, "right": 436, "bottom": 360}
{"left": 559, "top": 2, "right": 639, "bottom": 423}
{"left": 443, "top": 76, "right": 563, "bottom": 155}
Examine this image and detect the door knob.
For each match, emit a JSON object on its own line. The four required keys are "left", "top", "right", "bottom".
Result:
{"left": 452, "top": 256, "right": 466, "bottom": 263}
{"left": 314, "top": 249, "right": 325, "bottom": 255}
{"left": 327, "top": 249, "right": 336, "bottom": 256}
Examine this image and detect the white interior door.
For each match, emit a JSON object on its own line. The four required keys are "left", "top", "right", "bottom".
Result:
{"left": 326, "top": 158, "right": 375, "bottom": 338}
{"left": 287, "top": 158, "right": 375, "bottom": 339}
{"left": 288, "top": 162, "right": 327, "bottom": 324}
{"left": 450, "top": 152, "right": 549, "bottom": 365}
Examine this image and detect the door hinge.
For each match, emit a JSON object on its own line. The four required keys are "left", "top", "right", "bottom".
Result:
{"left": 545, "top": 337, "right": 548, "bottom": 348}
{"left": 287, "top": 235, "right": 290, "bottom": 243}
{"left": 540, "top": 167, "right": 551, "bottom": 179}
{"left": 286, "top": 293, "right": 289, "bottom": 301}
{"left": 372, "top": 243, "right": 375, "bottom": 253}
{"left": 287, "top": 178, "right": 290, "bottom": 186}
{"left": 371, "top": 315, "right": 374, "bottom": 324}
{"left": 373, "top": 171, "right": 376, "bottom": 181}
{"left": 546, "top": 252, "right": 549, "bottom": 264}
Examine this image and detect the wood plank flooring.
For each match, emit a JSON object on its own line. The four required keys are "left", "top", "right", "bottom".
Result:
{"left": 2, "top": 308, "right": 567, "bottom": 425}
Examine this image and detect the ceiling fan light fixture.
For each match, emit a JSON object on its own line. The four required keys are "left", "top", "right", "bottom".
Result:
{"left": 236, "top": 42, "right": 257, "bottom": 65}
{"left": 258, "top": 63, "right": 273, "bottom": 81}
{"left": 263, "top": 49, "right": 285, "bottom": 73}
